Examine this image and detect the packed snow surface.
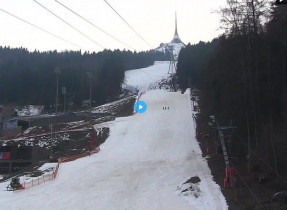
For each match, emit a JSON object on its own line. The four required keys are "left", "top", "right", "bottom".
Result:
{"left": 124, "top": 61, "right": 170, "bottom": 92}
{"left": 0, "top": 62, "right": 227, "bottom": 209}
{"left": 0, "top": 89, "right": 227, "bottom": 210}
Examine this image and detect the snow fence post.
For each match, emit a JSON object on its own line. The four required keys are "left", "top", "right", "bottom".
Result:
{"left": 225, "top": 168, "right": 229, "bottom": 180}
{"left": 231, "top": 168, "right": 235, "bottom": 178}
{"left": 206, "top": 147, "right": 210, "bottom": 154}
{"left": 225, "top": 168, "right": 230, "bottom": 188}
{"left": 224, "top": 179, "right": 228, "bottom": 188}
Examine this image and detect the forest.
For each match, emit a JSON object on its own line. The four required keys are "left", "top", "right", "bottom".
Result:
{"left": 0, "top": 48, "right": 167, "bottom": 107}
{"left": 177, "top": 1, "right": 287, "bottom": 178}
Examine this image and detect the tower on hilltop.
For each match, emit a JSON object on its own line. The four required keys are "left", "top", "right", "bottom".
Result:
{"left": 171, "top": 12, "right": 184, "bottom": 44}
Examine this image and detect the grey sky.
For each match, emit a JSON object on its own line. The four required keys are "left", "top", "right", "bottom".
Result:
{"left": 0, "top": 0, "right": 227, "bottom": 52}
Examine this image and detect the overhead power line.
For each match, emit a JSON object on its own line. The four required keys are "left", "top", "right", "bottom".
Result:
{"left": 0, "top": 8, "right": 82, "bottom": 49}
{"left": 54, "top": 0, "right": 135, "bottom": 50}
{"left": 103, "top": 0, "right": 152, "bottom": 48}
{"left": 34, "top": 0, "right": 104, "bottom": 49}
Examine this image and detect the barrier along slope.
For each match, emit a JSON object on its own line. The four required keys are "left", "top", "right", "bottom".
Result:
{"left": 14, "top": 130, "right": 100, "bottom": 192}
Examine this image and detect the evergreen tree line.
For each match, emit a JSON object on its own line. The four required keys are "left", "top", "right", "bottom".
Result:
{"left": 0, "top": 48, "right": 167, "bottom": 107}
{"left": 177, "top": 2, "right": 287, "bottom": 174}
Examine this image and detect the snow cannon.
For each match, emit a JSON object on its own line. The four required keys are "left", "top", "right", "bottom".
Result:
{"left": 6, "top": 177, "right": 24, "bottom": 191}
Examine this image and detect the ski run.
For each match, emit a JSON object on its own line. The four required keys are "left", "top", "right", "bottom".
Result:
{"left": 0, "top": 61, "right": 227, "bottom": 210}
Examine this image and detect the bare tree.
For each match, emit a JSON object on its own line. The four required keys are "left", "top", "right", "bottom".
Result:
{"left": 219, "top": 0, "right": 269, "bottom": 36}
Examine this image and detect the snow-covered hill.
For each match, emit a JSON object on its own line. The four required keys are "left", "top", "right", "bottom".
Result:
{"left": 155, "top": 42, "right": 185, "bottom": 60}
{"left": 124, "top": 61, "right": 170, "bottom": 92}
{"left": 154, "top": 13, "right": 186, "bottom": 60}
{"left": 0, "top": 62, "right": 227, "bottom": 209}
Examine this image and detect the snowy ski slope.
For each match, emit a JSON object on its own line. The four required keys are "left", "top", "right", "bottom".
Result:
{"left": 124, "top": 61, "right": 170, "bottom": 92}
{"left": 0, "top": 63, "right": 227, "bottom": 210}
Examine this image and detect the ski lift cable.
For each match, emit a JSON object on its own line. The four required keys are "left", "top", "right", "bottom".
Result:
{"left": 0, "top": 8, "right": 82, "bottom": 49}
{"left": 54, "top": 0, "right": 135, "bottom": 51}
{"left": 34, "top": 0, "right": 104, "bottom": 50}
{"left": 103, "top": 0, "right": 152, "bottom": 48}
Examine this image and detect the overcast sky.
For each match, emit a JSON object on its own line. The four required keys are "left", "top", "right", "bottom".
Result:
{"left": 0, "top": 0, "right": 227, "bottom": 52}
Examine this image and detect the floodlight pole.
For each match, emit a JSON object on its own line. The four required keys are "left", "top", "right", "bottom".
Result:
{"left": 90, "top": 79, "right": 92, "bottom": 109}
{"left": 64, "top": 92, "right": 66, "bottom": 113}
{"left": 62, "top": 86, "right": 67, "bottom": 113}
{"left": 54, "top": 67, "right": 61, "bottom": 116}
{"left": 50, "top": 122, "right": 53, "bottom": 140}
{"left": 87, "top": 72, "right": 93, "bottom": 111}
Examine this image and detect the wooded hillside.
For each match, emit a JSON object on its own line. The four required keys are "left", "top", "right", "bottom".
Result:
{"left": 177, "top": 2, "right": 287, "bottom": 177}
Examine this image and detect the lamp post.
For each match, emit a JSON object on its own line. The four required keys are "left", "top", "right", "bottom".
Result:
{"left": 62, "top": 86, "right": 67, "bottom": 113}
{"left": 87, "top": 72, "right": 93, "bottom": 111}
{"left": 54, "top": 67, "right": 61, "bottom": 116}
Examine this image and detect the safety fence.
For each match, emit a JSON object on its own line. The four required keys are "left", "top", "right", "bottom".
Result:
{"left": 22, "top": 172, "right": 55, "bottom": 190}
{"left": 89, "top": 147, "right": 100, "bottom": 155}
{"left": 133, "top": 91, "right": 147, "bottom": 114}
{"left": 137, "top": 91, "right": 146, "bottom": 101}
{"left": 10, "top": 130, "right": 100, "bottom": 192}
{"left": 16, "top": 147, "right": 100, "bottom": 192}
{"left": 53, "top": 161, "right": 60, "bottom": 179}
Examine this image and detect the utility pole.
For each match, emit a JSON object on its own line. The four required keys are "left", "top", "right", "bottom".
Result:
{"left": 62, "top": 86, "right": 67, "bottom": 113}
{"left": 54, "top": 67, "right": 61, "bottom": 116}
{"left": 64, "top": 92, "right": 66, "bottom": 113}
{"left": 87, "top": 72, "right": 93, "bottom": 111}
{"left": 50, "top": 121, "right": 53, "bottom": 140}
